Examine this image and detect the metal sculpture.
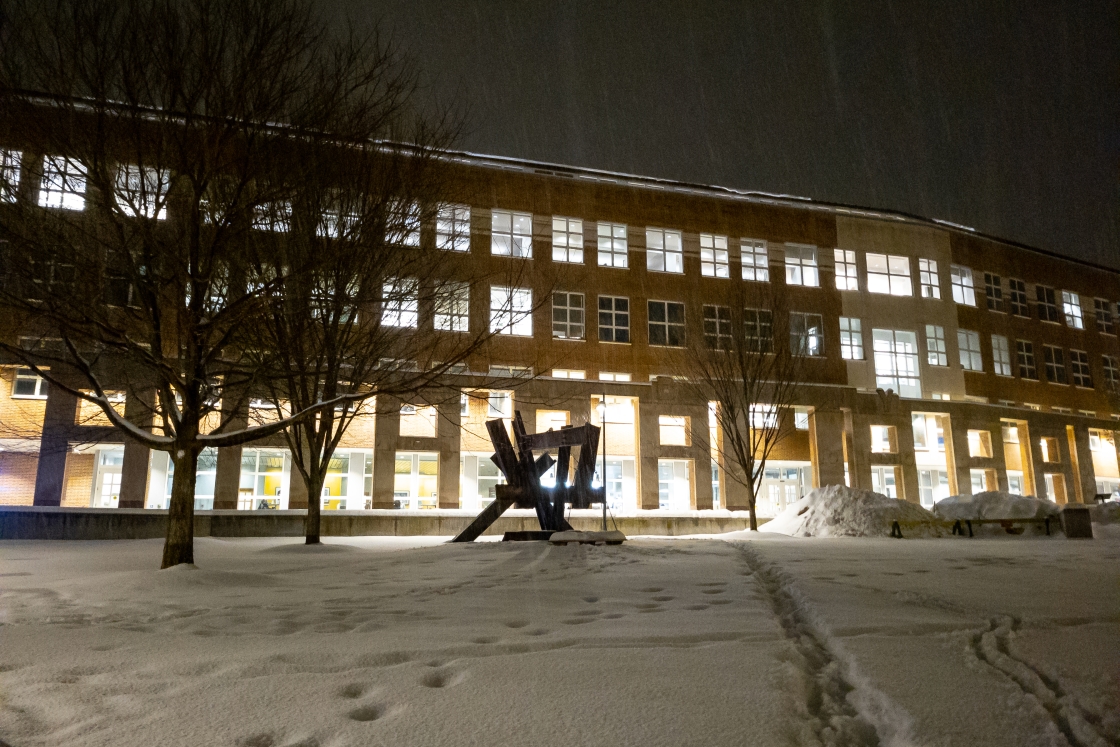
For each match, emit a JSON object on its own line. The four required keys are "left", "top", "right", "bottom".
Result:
{"left": 451, "top": 411, "right": 604, "bottom": 542}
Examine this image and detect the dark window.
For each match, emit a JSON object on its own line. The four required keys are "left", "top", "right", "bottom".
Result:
{"left": 1070, "top": 350, "right": 1092, "bottom": 388}
{"left": 597, "top": 296, "right": 629, "bottom": 343}
{"left": 1008, "top": 279, "right": 1029, "bottom": 317}
{"left": 984, "top": 273, "right": 1002, "bottom": 311}
{"left": 744, "top": 308, "right": 774, "bottom": 353}
{"left": 790, "top": 312, "right": 824, "bottom": 356}
{"left": 1036, "top": 285, "right": 1059, "bottom": 323}
{"left": 1043, "top": 345, "right": 1066, "bottom": 384}
{"left": 1094, "top": 298, "right": 1114, "bottom": 334}
{"left": 1016, "top": 340, "right": 1037, "bottom": 380}
{"left": 648, "top": 300, "right": 686, "bottom": 347}
{"left": 702, "top": 305, "right": 731, "bottom": 349}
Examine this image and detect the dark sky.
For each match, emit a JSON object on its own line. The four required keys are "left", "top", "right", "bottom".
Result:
{"left": 338, "top": 1, "right": 1119, "bottom": 269}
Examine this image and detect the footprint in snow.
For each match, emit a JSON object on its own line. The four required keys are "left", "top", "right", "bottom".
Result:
{"left": 420, "top": 668, "right": 464, "bottom": 688}
{"left": 504, "top": 619, "right": 530, "bottom": 629}
{"left": 348, "top": 703, "right": 388, "bottom": 721}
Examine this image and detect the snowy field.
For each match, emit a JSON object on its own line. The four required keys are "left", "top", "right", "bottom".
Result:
{"left": 1, "top": 533, "right": 1117, "bottom": 747}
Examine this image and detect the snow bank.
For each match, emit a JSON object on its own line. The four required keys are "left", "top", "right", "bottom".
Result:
{"left": 759, "top": 484, "right": 945, "bottom": 538}
{"left": 1091, "top": 500, "right": 1120, "bottom": 525}
{"left": 933, "top": 492, "right": 1059, "bottom": 536}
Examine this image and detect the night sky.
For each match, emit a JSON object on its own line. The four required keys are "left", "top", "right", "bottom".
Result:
{"left": 338, "top": 1, "right": 1118, "bottom": 269}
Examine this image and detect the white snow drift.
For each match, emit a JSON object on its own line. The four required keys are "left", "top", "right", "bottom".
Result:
{"left": 932, "top": 491, "right": 1060, "bottom": 536}
{"left": 760, "top": 484, "right": 945, "bottom": 538}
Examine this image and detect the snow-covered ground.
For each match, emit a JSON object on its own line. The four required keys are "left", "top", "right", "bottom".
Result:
{"left": 1, "top": 533, "right": 1117, "bottom": 747}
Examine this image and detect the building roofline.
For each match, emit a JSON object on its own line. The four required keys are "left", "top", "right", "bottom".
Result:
{"left": 442, "top": 148, "right": 1120, "bottom": 276}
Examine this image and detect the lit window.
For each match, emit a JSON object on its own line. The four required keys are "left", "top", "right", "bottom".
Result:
{"left": 492, "top": 210, "right": 532, "bottom": 258}
{"left": 434, "top": 281, "right": 469, "bottom": 332}
{"left": 785, "top": 245, "right": 819, "bottom": 287}
{"left": 873, "top": 329, "right": 922, "bottom": 398}
{"left": 700, "top": 234, "right": 730, "bottom": 278}
{"left": 648, "top": 300, "right": 686, "bottom": 346}
{"left": 1036, "top": 285, "right": 1059, "bottom": 322}
{"left": 597, "top": 222, "right": 628, "bottom": 268}
{"left": 252, "top": 200, "right": 292, "bottom": 232}
{"left": 750, "top": 404, "right": 777, "bottom": 429}
{"left": 552, "top": 291, "right": 585, "bottom": 340}
{"left": 925, "top": 325, "right": 947, "bottom": 366}
{"left": 703, "top": 305, "right": 731, "bottom": 349}
{"left": 489, "top": 365, "right": 531, "bottom": 379}
{"left": 552, "top": 216, "right": 584, "bottom": 263}
{"left": 487, "top": 392, "right": 512, "bottom": 418}
{"left": 1104, "top": 355, "right": 1119, "bottom": 385}
{"left": 39, "top": 155, "right": 86, "bottom": 211}
{"left": 658, "top": 415, "right": 689, "bottom": 445}
{"left": 490, "top": 286, "right": 533, "bottom": 336}
{"left": 741, "top": 240, "right": 769, "bottom": 282}
{"left": 866, "top": 253, "right": 911, "bottom": 296}
{"left": 599, "top": 371, "right": 631, "bottom": 382}
{"left": 950, "top": 265, "right": 976, "bottom": 305}
{"left": 984, "top": 273, "right": 1003, "bottom": 311}
{"left": 834, "top": 249, "right": 858, "bottom": 291}
{"left": 790, "top": 312, "right": 823, "bottom": 356}
{"left": 1, "top": 149, "right": 20, "bottom": 203}
{"left": 598, "top": 296, "right": 630, "bottom": 343}
{"left": 918, "top": 258, "right": 940, "bottom": 299}
{"left": 870, "top": 425, "right": 897, "bottom": 453}
{"left": 1016, "top": 341, "right": 1037, "bottom": 380}
{"left": 794, "top": 408, "right": 810, "bottom": 430}
{"left": 390, "top": 201, "right": 421, "bottom": 246}
{"left": 1039, "top": 436, "right": 1059, "bottom": 463}
{"left": 992, "top": 335, "right": 1012, "bottom": 376}
{"left": 382, "top": 278, "right": 418, "bottom": 327}
{"left": 967, "top": 430, "right": 993, "bottom": 458}
{"left": 115, "top": 165, "right": 169, "bottom": 220}
{"left": 839, "top": 317, "right": 863, "bottom": 360}
{"left": 11, "top": 368, "right": 48, "bottom": 398}
{"left": 436, "top": 204, "right": 470, "bottom": 252}
{"left": 743, "top": 308, "right": 773, "bottom": 353}
{"left": 317, "top": 193, "right": 360, "bottom": 238}
{"left": 1043, "top": 345, "right": 1066, "bottom": 384}
{"left": 646, "top": 228, "right": 683, "bottom": 273}
{"left": 1008, "top": 278, "right": 1029, "bottom": 316}
{"left": 1061, "top": 291, "right": 1083, "bottom": 329}
{"left": 1094, "top": 298, "right": 1115, "bottom": 334}
{"left": 1070, "top": 350, "right": 1092, "bottom": 388}
{"left": 958, "top": 330, "right": 983, "bottom": 371}
{"left": 552, "top": 369, "right": 585, "bottom": 379}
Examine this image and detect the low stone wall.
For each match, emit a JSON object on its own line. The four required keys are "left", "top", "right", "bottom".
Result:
{"left": 0, "top": 506, "right": 764, "bottom": 541}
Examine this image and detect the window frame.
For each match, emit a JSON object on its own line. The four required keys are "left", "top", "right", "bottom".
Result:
{"left": 489, "top": 286, "right": 533, "bottom": 336}
{"left": 743, "top": 308, "right": 774, "bottom": 353}
{"left": 839, "top": 317, "right": 864, "bottom": 360}
{"left": 596, "top": 222, "right": 628, "bottom": 268}
{"left": 1069, "top": 350, "right": 1093, "bottom": 388}
{"left": 491, "top": 209, "right": 533, "bottom": 258}
{"left": 647, "top": 300, "right": 686, "bottom": 347}
{"left": 925, "top": 325, "right": 948, "bottom": 367}
{"left": 646, "top": 228, "right": 684, "bottom": 274}
{"left": 991, "top": 334, "right": 1012, "bottom": 376}
{"left": 984, "top": 272, "right": 1003, "bottom": 312}
{"left": 789, "top": 311, "right": 824, "bottom": 356}
{"left": 918, "top": 258, "right": 941, "bottom": 299}
{"left": 598, "top": 295, "right": 631, "bottom": 344}
{"left": 551, "top": 216, "right": 584, "bottom": 264}
{"left": 11, "top": 368, "right": 48, "bottom": 399}
{"left": 866, "top": 253, "right": 912, "bottom": 296}
{"left": 436, "top": 204, "right": 471, "bottom": 252}
{"left": 834, "top": 249, "right": 858, "bottom": 291}
{"left": 872, "top": 329, "right": 922, "bottom": 398}
{"left": 1094, "top": 298, "right": 1115, "bottom": 334}
{"left": 957, "top": 329, "right": 983, "bottom": 372}
{"left": 381, "top": 278, "right": 419, "bottom": 328}
{"left": 784, "top": 245, "right": 820, "bottom": 287}
{"left": 1036, "top": 285, "right": 1060, "bottom": 323}
{"left": 1008, "top": 278, "right": 1029, "bottom": 316}
{"left": 0, "top": 149, "right": 20, "bottom": 203}
{"left": 38, "top": 155, "right": 87, "bottom": 211}
{"left": 1061, "top": 291, "right": 1084, "bottom": 329}
{"left": 1016, "top": 340, "right": 1037, "bottom": 380}
{"left": 1043, "top": 344, "right": 1066, "bottom": 384}
{"left": 702, "top": 304, "right": 732, "bottom": 349}
{"left": 433, "top": 281, "right": 470, "bottom": 332}
{"left": 552, "top": 291, "right": 586, "bottom": 340}
{"left": 741, "top": 239, "right": 770, "bottom": 282}
{"left": 950, "top": 265, "right": 976, "bottom": 306}
{"left": 700, "top": 234, "right": 730, "bottom": 278}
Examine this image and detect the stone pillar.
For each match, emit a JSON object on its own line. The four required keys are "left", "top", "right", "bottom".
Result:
{"left": 688, "top": 403, "right": 714, "bottom": 510}
{"left": 637, "top": 396, "right": 660, "bottom": 509}
{"left": 212, "top": 396, "right": 249, "bottom": 510}
{"left": 436, "top": 392, "right": 462, "bottom": 509}
{"left": 808, "top": 409, "right": 846, "bottom": 488}
{"left": 1067, "top": 424, "right": 1096, "bottom": 504}
{"left": 371, "top": 396, "right": 401, "bottom": 509}
{"left": 117, "top": 388, "right": 154, "bottom": 509}
{"left": 847, "top": 413, "right": 874, "bottom": 491}
{"left": 33, "top": 384, "right": 78, "bottom": 506}
{"left": 986, "top": 421, "right": 1010, "bottom": 493}
{"left": 894, "top": 413, "right": 921, "bottom": 504}
{"left": 946, "top": 414, "right": 973, "bottom": 496}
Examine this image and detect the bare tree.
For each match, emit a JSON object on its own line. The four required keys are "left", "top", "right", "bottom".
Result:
{"left": 239, "top": 154, "right": 537, "bottom": 543}
{"left": 681, "top": 282, "right": 807, "bottom": 530}
{"left": 0, "top": 0, "right": 445, "bottom": 567}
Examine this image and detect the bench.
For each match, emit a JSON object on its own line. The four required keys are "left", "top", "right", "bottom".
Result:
{"left": 950, "top": 517, "right": 1053, "bottom": 537}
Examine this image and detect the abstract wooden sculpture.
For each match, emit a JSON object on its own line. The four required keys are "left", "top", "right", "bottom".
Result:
{"left": 450, "top": 411, "right": 604, "bottom": 542}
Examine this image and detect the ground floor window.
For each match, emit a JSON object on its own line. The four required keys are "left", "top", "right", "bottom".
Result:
{"left": 91, "top": 447, "right": 124, "bottom": 508}
{"left": 238, "top": 449, "right": 287, "bottom": 510}
{"left": 1043, "top": 473, "right": 1067, "bottom": 503}
{"left": 917, "top": 468, "right": 949, "bottom": 508}
{"left": 757, "top": 463, "right": 810, "bottom": 515}
{"left": 657, "top": 459, "right": 692, "bottom": 510}
{"left": 871, "top": 466, "right": 899, "bottom": 498}
{"left": 395, "top": 451, "right": 438, "bottom": 509}
{"left": 1007, "top": 471, "right": 1025, "bottom": 496}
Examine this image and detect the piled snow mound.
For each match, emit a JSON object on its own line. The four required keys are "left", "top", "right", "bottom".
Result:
{"left": 1091, "top": 500, "right": 1120, "bottom": 525}
{"left": 760, "top": 484, "right": 945, "bottom": 538}
{"left": 933, "top": 492, "right": 1059, "bottom": 536}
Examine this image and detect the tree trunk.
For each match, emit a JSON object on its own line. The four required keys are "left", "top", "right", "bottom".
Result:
{"left": 745, "top": 480, "right": 758, "bottom": 532}
{"left": 303, "top": 469, "right": 326, "bottom": 545}
{"left": 162, "top": 447, "right": 200, "bottom": 568}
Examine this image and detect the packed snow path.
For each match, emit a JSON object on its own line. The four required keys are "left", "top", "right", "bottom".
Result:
{"left": 1, "top": 535, "right": 1117, "bottom": 747}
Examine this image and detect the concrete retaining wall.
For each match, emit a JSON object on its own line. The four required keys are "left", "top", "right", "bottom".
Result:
{"left": 0, "top": 506, "right": 764, "bottom": 541}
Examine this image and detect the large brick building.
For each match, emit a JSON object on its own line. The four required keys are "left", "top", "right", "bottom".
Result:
{"left": 1, "top": 147, "right": 1118, "bottom": 515}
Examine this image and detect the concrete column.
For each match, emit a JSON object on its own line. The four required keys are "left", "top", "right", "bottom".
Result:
{"left": 436, "top": 393, "right": 462, "bottom": 509}
{"left": 212, "top": 396, "right": 249, "bottom": 510}
{"left": 986, "top": 420, "right": 1010, "bottom": 493}
{"left": 33, "top": 385, "right": 78, "bottom": 506}
{"left": 688, "top": 404, "right": 714, "bottom": 510}
{"left": 808, "top": 409, "right": 846, "bottom": 488}
{"left": 847, "top": 413, "right": 874, "bottom": 491}
{"left": 637, "top": 397, "right": 660, "bottom": 509}
{"left": 371, "top": 396, "right": 401, "bottom": 509}
{"left": 117, "top": 388, "right": 154, "bottom": 509}
{"left": 894, "top": 413, "right": 921, "bottom": 504}
{"left": 1068, "top": 424, "right": 1097, "bottom": 504}
{"left": 946, "top": 415, "right": 973, "bottom": 496}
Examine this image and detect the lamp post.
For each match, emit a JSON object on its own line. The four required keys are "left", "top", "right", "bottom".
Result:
{"left": 597, "top": 395, "right": 607, "bottom": 531}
